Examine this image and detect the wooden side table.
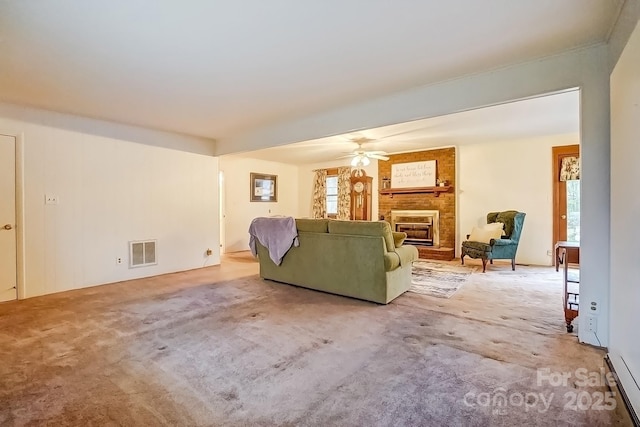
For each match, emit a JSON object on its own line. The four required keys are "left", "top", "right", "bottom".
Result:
{"left": 555, "top": 240, "right": 579, "bottom": 272}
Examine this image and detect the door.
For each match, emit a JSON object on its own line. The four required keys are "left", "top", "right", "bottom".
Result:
{"left": 552, "top": 145, "right": 580, "bottom": 264}
{"left": 219, "top": 170, "right": 225, "bottom": 255}
{"left": 0, "top": 134, "right": 17, "bottom": 302}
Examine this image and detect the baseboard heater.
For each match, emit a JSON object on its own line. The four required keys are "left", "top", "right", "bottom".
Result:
{"left": 605, "top": 354, "right": 640, "bottom": 426}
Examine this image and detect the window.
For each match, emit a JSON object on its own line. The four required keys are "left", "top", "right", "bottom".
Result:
{"left": 326, "top": 175, "right": 338, "bottom": 217}
{"left": 566, "top": 179, "right": 580, "bottom": 242}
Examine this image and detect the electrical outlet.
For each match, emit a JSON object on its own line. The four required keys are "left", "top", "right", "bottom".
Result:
{"left": 45, "top": 194, "right": 59, "bottom": 205}
{"left": 589, "top": 301, "right": 599, "bottom": 314}
{"left": 587, "top": 315, "right": 597, "bottom": 333}
{"left": 116, "top": 257, "right": 123, "bottom": 265}
{"left": 206, "top": 248, "right": 213, "bottom": 256}
{"left": 546, "top": 250, "right": 552, "bottom": 256}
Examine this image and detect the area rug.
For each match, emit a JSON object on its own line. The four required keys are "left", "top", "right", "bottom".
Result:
{"left": 410, "top": 261, "right": 474, "bottom": 298}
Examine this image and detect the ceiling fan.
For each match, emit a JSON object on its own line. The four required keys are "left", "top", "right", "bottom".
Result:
{"left": 339, "top": 137, "right": 389, "bottom": 167}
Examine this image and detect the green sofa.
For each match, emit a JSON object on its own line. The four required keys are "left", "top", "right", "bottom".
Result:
{"left": 255, "top": 219, "right": 418, "bottom": 304}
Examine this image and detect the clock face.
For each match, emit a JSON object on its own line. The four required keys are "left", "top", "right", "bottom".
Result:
{"left": 354, "top": 181, "right": 365, "bottom": 193}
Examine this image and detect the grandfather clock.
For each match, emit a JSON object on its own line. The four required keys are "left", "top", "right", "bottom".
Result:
{"left": 350, "top": 170, "right": 373, "bottom": 220}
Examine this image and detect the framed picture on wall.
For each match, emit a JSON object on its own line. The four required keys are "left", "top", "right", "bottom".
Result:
{"left": 250, "top": 172, "right": 277, "bottom": 202}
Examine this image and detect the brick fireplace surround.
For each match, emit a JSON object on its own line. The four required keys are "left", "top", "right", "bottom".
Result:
{"left": 378, "top": 147, "right": 455, "bottom": 260}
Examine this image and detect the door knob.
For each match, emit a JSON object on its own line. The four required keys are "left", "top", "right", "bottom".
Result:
{"left": 3, "top": 224, "right": 12, "bottom": 230}
{"left": 561, "top": 215, "right": 567, "bottom": 220}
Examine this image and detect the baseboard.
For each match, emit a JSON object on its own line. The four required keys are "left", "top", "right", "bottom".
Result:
{"left": 606, "top": 353, "right": 640, "bottom": 426}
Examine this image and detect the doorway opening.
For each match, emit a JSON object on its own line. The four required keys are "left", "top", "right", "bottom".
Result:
{"left": 553, "top": 144, "right": 580, "bottom": 265}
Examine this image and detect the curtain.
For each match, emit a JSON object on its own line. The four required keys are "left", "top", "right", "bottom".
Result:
{"left": 560, "top": 156, "right": 580, "bottom": 181}
{"left": 312, "top": 169, "right": 327, "bottom": 218}
{"left": 336, "top": 167, "right": 352, "bottom": 220}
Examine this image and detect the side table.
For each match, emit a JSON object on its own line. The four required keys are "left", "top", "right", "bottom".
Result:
{"left": 556, "top": 241, "right": 580, "bottom": 332}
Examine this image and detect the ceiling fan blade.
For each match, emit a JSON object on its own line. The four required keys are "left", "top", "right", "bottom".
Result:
{"left": 368, "top": 154, "right": 389, "bottom": 161}
{"left": 366, "top": 150, "right": 388, "bottom": 155}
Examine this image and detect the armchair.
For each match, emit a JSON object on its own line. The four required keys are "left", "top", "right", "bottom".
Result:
{"left": 461, "top": 210, "right": 526, "bottom": 273}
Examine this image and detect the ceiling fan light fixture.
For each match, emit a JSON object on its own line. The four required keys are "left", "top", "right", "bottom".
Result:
{"left": 350, "top": 154, "right": 371, "bottom": 168}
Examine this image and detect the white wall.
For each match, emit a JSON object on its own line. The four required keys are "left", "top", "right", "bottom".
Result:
{"left": 458, "top": 134, "right": 577, "bottom": 265}
{"left": 298, "top": 159, "right": 379, "bottom": 220}
{"left": 610, "top": 19, "right": 640, "bottom": 416}
{"left": 219, "top": 156, "right": 300, "bottom": 253}
{"left": 0, "top": 103, "right": 220, "bottom": 299}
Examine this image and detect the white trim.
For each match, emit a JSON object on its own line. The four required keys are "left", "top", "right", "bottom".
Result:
{"left": 0, "top": 131, "right": 25, "bottom": 300}
{"left": 15, "top": 133, "right": 25, "bottom": 300}
{"left": 607, "top": 352, "right": 640, "bottom": 420}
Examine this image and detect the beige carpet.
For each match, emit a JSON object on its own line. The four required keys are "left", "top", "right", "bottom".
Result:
{"left": 0, "top": 254, "right": 633, "bottom": 426}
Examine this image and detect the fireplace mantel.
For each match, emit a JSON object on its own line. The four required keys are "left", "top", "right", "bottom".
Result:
{"left": 380, "top": 185, "right": 451, "bottom": 198}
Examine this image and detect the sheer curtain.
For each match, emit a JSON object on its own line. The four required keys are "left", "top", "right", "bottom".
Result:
{"left": 312, "top": 169, "right": 327, "bottom": 218}
{"left": 336, "top": 167, "right": 352, "bottom": 220}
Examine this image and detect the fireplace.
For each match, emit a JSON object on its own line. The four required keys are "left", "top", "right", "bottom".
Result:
{"left": 390, "top": 210, "right": 440, "bottom": 247}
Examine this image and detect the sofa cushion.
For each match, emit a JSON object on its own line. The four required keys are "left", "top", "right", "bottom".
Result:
{"left": 296, "top": 218, "right": 329, "bottom": 233}
{"left": 392, "top": 232, "right": 407, "bottom": 248}
{"left": 328, "top": 220, "right": 395, "bottom": 252}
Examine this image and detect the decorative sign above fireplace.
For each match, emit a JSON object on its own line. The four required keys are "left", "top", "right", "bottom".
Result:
{"left": 391, "top": 160, "right": 436, "bottom": 189}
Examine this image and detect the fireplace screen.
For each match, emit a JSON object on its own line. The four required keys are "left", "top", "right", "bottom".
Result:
{"left": 390, "top": 210, "right": 440, "bottom": 247}
{"left": 394, "top": 216, "right": 434, "bottom": 246}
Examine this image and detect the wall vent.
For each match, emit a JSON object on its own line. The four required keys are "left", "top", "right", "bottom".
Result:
{"left": 129, "top": 240, "right": 157, "bottom": 268}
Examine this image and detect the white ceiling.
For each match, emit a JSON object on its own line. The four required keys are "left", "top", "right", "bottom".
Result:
{"left": 0, "top": 1, "right": 621, "bottom": 141}
{"left": 237, "top": 90, "right": 580, "bottom": 164}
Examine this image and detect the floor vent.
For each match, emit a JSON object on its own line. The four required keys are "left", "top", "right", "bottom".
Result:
{"left": 129, "top": 240, "right": 157, "bottom": 268}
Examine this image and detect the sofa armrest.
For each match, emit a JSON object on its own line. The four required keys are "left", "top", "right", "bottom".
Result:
{"left": 383, "top": 245, "right": 418, "bottom": 271}
{"left": 397, "top": 245, "right": 419, "bottom": 265}
{"left": 383, "top": 253, "right": 401, "bottom": 271}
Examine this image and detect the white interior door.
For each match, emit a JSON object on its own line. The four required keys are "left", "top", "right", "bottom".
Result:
{"left": 0, "top": 134, "right": 17, "bottom": 302}
{"left": 219, "top": 171, "right": 225, "bottom": 255}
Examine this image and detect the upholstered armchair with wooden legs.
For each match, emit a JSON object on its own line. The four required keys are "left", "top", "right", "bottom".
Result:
{"left": 461, "top": 210, "right": 526, "bottom": 273}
